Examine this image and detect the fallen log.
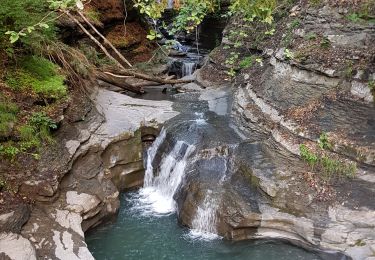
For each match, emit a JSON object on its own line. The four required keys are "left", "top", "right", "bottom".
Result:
{"left": 96, "top": 72, "right": 145, "bottom": 94}
{"left": 104, "top": 70, "right": 194, "bottom": 85}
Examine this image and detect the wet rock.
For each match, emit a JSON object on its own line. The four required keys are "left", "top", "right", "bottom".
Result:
{"left": 12, "top": 87, "right": 179, "bottom": 259}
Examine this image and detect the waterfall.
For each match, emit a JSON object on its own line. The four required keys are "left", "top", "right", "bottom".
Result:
{"left": 190, "top": 190, "right": 219, "bottom": 240}
{"left": 167, "top": 0, "right": 174, "bottom": 9}
{"left": 144, "top": 128, "right": 166, "bottom": 187}
{"left": 188, "top": 153, "right": 231, "bottom": 240}
{"left": 139, "top": 135, "right": 195, "bottom": 215}
{"left": 182, "top": 62, "right": 196, "bottom": 77}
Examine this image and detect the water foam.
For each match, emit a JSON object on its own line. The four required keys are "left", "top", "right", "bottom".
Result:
{"left": 139, "top": 135, "right": 195, "bottom": 216}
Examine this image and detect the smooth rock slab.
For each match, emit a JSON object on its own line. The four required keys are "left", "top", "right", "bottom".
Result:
{"left": 0, "top": 233, "right": 36, "bottom": 260}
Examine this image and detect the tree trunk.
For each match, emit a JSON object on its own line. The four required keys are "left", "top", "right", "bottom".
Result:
{"left": 96, "top": 72, "right": 145, "bottom": 94}
{"left": 104, "top": 70, "right": 194, "bottom": 85}
{"left": 64, "top": 11, "right": 126, "bottom": 71}
{"left": 77, "top": 11, "right": 133, "bottom": 68}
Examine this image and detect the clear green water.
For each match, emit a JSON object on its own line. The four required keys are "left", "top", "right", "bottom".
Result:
{"left": 86, "top": 193, "right": 322, "bottom": 260}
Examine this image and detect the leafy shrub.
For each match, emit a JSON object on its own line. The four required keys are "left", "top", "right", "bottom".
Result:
{"left": 229, "top": 0, "right": 276, "bottom": 24}
{"left": 29, "top": 112, "right": 57, "bottom": 143}
{"left": 318, "top": 132, "right": 332, "bottom": 150}
{"left": 0, "top": 143, "right": 20, "bottom": 160}
{"left": 0, "top": 0, "right": 56, "bottom": 51}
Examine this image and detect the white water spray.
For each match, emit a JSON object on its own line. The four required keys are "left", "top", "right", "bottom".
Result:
{"left": 139, "top": 134, "right": 195, "bottom": 215}
{"left": 188, "top": 154, "right": 231, "bottom": 240}
{"left": 144, "top": 128, "right": 166, "bottom": 187}
{"left": 190, "top": 190, "right": 220, "bottom": 240}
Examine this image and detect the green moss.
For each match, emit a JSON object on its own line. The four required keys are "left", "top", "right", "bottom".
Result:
{"left": 86, "top": 10, "right": 101, "bottom": 23}
{"left": 1, "top": 112, "right": 57, "bottom": 161}
{"left": 308, "top": 0, "right": 323, "bottom": 7}
{"left": 5, "top": 56, "right": 67, "bottom": 99}
{"left": 305, "top": 32, "right": 317, "bottom": 40}
{"left": 0, "top": 98, "right": 19, "bottom": 137}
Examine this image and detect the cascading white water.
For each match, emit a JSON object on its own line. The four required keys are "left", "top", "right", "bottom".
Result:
{"left": 144, "top": 128, "right": 166, "bottom": 187}
{"left": 138, "top": 134, "right": 195, "bottom": 215}
{"left": 182, "top": 62, "right": 196, "bottom": 77}
{"left": 167, "top": 0, "right": 174, "bottom": 9}
{"left": 190, "top": 190, "right": 219, "bottom": 240}
{"left": 189, "top": 154, "right": 231, "bottom": 240}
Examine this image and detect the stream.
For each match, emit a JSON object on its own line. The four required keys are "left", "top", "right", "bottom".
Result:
{"left": 86, "top": 87, "right": 325, "bottom": 260}
{"left": 86, "top": 193, "right": 321, "bottom": 260}
{"left": 86, "top": 19, "right": 337, "bottom": 260}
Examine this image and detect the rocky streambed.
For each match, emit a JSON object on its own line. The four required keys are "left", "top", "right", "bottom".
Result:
{"left": 0, "top": 87, "right": 178, "bottom": 259}
{"left": 1, "top": 3, "right": 375, "bottom": 260}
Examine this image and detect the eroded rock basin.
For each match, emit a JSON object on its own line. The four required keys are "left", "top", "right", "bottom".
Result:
{"left": 85, "top": 85, "right": 353, "bottom": 259}
{"left": 86, "top": 193, "right": 325, "bottom": 260}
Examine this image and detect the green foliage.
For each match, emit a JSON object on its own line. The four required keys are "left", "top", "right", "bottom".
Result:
{"left": 0, "top": 0, "right": 57, "bottom": 51}
{"left": 347, "top": 13, "right": 361, "bottom": 23}
{"left": 29, "top": 112, "right": 57, "bottom": 143}
{"left": 0, "top": 112, "right": 57, "bottom": 161}
{"left": 229, "top": 0, "right": 276, "bottom": 24}
{"left": 284, "top": 48, "right": 294, "bottom": 60}
{"left": 369, "top": 80, "right": 375, "bottom": 101}
{"left": 227, "top": 68, "right": 236, "bottom": 77}
{"left": 85, "top": 10, "right": 101, "bottom": 23}
{"left": 0, "top": 98, "right": 19, "bottom": 137}
{"left": 318, "top": 132, "right": 332, "bottom": 150}
{"left": 300, "top": 144, "right": 318, "bottom": 168}
{"left": 344, "top": 60, "right": 354, "bottom": 79}
{"left": 290, "top": 18, "right": 300, "bottom": 29}
{"left": 308, "top": 0, "right": 322, "bottom": 7}
{"left": 299, "top": 143, "right": 357, "bottom": 180}
{"left": 78, "top": 44, "right": 114, "bottom": 70}
{"left": 281, "top": 19, "right": 300, "bottom": 48}
{"left": 239, "top": 56, "right": 254, "bottom": 69}
{"left": 305, "top": 32, "right": 317, "bottom": 40}
{"left": 5, "top": 56, "right": 67, "bottom": 99}
{"left": 18, "top": 113, "right": 56, "bottom": 150}
{"left": 172, "top": 0, "right": 218, "bottom": 33}
{"left": 0, "top": 143, "right": 20, "bottom": 160}
{"left": 146, "top": 29, "right": 162, "bottom": 40}
{"left": 320, "top": 37, "right": 331, "bottom": 49}
{"left": 133, "top": 0, "right": 168, "bottom": 20}
{"left": 225, "top": 52, "right": 239, "bottom": 66}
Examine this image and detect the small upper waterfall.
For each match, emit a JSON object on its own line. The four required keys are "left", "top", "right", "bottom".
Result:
{"left": 182, "top": 62, "right": 196, "bottom": 77}
{"left": 167, "top": 0, "right": 174, "bottom": 9}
